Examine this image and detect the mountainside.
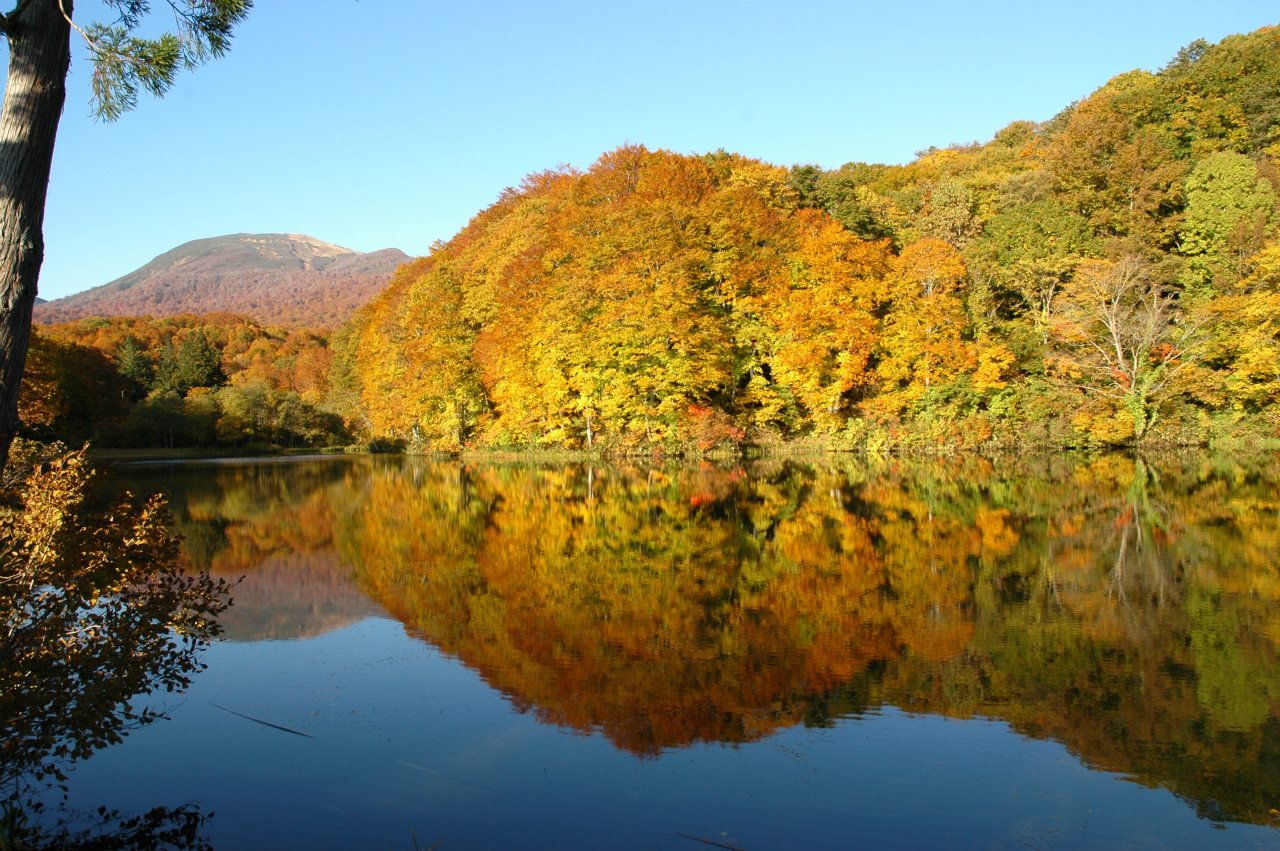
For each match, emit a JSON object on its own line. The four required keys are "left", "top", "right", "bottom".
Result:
{"left": 36, "top": 234, "right": 410, "bottom": 328}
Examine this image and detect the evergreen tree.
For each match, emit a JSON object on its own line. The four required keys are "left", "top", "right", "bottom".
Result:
{"left": 175, "top": 330, "right": 225, "bottom": 393}
{"left": 151, "top": 331, "right": 225, "bottom": 397}
{"left": 153, "top": 341, "right": 181, "bottom": 396}
{"left": 115, "top": 337, "right": 153, "bottom": 401}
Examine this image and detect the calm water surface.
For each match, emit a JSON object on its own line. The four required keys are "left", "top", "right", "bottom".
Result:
{"left": 58, "top": 455, "right": 1280, "bottom": 849}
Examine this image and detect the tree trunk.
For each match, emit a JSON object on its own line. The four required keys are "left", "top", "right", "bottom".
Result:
{"left": 0, "top": 0, "right": 73, "bottom": 472}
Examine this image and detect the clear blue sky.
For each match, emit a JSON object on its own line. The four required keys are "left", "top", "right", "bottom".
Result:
{"left": 8, "top": 1, "right": 1279, "bottom": 300}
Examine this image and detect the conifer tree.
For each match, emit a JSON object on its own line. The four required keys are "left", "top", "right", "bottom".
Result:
{"left": 153, "top": 341, "right": 181, "bottom": 396}
{"left": 175, "top": 329, "right": 225, "bottom": 392}
{"left": 115, "top": 337, "right": 153, "bottom": 401}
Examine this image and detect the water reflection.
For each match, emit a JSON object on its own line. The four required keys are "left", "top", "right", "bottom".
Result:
{"left": 141, "top": 453, "right": 1280, "bottom": 829}
{"left": 163, "top": 459, "right": 387, "bottom": 641}
{"left": 0, "top": 444, "right": 230, "bottom": 850}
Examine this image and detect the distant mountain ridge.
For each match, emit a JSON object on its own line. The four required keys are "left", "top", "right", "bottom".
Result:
{"left": 35, "top": 233, "right": 410, "bottom": 328}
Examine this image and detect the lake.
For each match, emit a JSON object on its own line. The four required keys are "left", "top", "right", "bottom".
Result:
{"left": 49, "top": 454, "right": 1280, "bottom": 849}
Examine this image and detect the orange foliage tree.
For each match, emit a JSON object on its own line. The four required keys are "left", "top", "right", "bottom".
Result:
{"left": 341, "top": 146, "right": 904, "bottom": 451}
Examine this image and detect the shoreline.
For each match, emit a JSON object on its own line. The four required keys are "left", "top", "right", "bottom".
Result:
{"left": 88, "top": 441, "right": 1280, "bottom": 467}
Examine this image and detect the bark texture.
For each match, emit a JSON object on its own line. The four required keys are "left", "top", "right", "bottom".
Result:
{"left": 0, "top": 0, "right": 72, "bottom": 472}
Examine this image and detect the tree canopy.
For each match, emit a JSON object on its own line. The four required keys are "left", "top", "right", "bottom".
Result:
{"left": 329, "top": 24, "right": 1280, "bottom": 454}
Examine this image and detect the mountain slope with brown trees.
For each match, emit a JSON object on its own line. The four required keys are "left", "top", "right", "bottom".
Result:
{"left": 35, "top": 234, "right": 410, "bottom": 328}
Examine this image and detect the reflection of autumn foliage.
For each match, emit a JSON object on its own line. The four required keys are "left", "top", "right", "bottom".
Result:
{"left": 148, "top": 462, "right": 394, "bottom": 643}
{"left": 156, "top": 455, "right": 1280, "bottom": 825}
{"left": 212, "top": 552, "right": 382, "bottom": 642}
{"left": 201, "top": 493, "right": 335, "bottom": 577}
{"left": 880, "top": 455, "right": 1280, "bottom": 827}
{"left": 337, "top": 462, "right": 985, "bottom": 755}
{"left": 340, "top": 456, "right": 1280, "bottom": 824}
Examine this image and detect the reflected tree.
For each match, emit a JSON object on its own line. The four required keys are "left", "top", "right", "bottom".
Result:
{"left": 0, "top": 442, "right": 231, "bottom": 848}
{"left": 331, "top": 456, "right": 1280, "bottom": 825}
{"left": 142, "top": 453, "right": 1280, "bottom": 828}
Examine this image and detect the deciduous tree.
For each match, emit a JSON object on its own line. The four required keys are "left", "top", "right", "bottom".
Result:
{"left": 876, "top": 239, "right": 974, "bottom": 412}
{"left": 1180, "top": 151, "right": 1277, "bottom": 291}
{"left": 1049, "top": 254, "right": 1202, "bottom": 439}
{"left": 0, "top": 442, "right": 230, "bottom": 796}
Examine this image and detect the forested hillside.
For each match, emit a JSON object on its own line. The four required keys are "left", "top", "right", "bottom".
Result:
{"left": 35, "top": 234, "right": 409, "bottom": 329}
{"left": 18, "top": 25, "right": 1280, "bottom": 455}
{"left": 332, "top": 24, "right": 1280, "bottom": 453}
{"left": 24, "top": 315, "right": 347, "bottom": 450}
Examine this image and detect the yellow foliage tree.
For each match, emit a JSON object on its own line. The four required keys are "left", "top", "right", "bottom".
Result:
{"left": 758, "top": 211, "right": 889, "bottom": 429}
{"left": 875, "top": 239, "right": 975, "bottom": 413}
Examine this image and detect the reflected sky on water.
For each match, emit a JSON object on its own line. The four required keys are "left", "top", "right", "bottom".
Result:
{"left": 58, "top": 454, "right": 1280, "bottom": 850}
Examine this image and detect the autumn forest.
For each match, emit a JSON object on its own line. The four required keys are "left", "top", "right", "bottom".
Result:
{"left": 26, "top": 25, "right": 1280, "bottom": 455}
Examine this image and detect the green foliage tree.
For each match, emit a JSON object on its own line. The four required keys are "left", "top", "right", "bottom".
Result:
{"left": 1044, "top": 87, "right": 1187, "bottom": 247}
{"left": 918, "top": 178, "right": 978, "bottom": 247}
{"left": 174, "top": 329, "right": 226, "bottom": 392}
{"left": 182, "top": 389, "right": 220, "bottom": 448}
{"left": 153, "top": 341, "right": 181, "bottom": 396}
{"left": 152, "top": 330, "right": 225, "bottom": 396}
{"left": 793, "top": 161, "right": 901, "bottom": 243}
{"left": 213, "top": 381, "right": 346, "bottom": 448}
{"left": 127, "top": 390, "right": 186, "bottom": 449}
{"left": 115, "top": 336, "right": 153, "bottom": 401}
{"left": 1158, "top": 28, "right": 1280, "bottom": 155}
{"left": 1180, "top": 151, "right": 1277, "bottom": 291}
{"left": 970, "top": 199, "right": 1097, "bottom": 342}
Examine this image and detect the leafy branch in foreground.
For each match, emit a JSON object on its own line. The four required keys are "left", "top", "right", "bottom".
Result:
{"left": 0, "top": 441, "right": 232, "bottom": 796}
{"left": 1, "top": 801, "right": 213, "bottom": 851}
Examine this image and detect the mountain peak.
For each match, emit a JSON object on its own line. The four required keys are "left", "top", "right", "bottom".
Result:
{"left": 36, "top": 234, "right": 410, "bottom": 328}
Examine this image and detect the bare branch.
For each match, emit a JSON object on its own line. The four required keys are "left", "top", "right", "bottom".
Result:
{"left": 1047, "top": 254, "right": 1204, "bottom": 437}
{"left": 0, "top": 0, "right": 35, "bottom": 35}
{"left": 56, "top": 0, "right": 93, "bottom": 48}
